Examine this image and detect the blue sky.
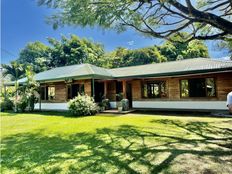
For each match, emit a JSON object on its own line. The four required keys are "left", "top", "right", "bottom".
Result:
{"left": 1, "top": 0, "right": 229, "bottom": 64}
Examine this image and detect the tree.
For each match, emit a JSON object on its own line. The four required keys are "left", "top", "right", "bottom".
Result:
{"left": 158, "top": 34, "right": 209, "bottom": 61}
{"left": 48, "top": 35, "right": 107, "bottom": 67}
{"left": 218, "top": 38, "right": 232, "bottom": 59}
{"left": 2, "top": 62, "right": 25, "bottom": 112}
{"left": 17, "top": 41, "right": 50, "bottom": 73}
{"left": 2, "top": 61, "right": 24, "bottom": 81}
{"left": 23, "top": 66, "right": 39, "bottom": 112}
{"left": 38, "top": 0, "right": 232, "bottom": 41}
{"left": 107, "top": 46, "right": 167, "bottom": 68}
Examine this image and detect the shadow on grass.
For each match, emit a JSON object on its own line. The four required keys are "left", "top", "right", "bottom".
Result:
{"left": 1, "top": 120, "right": 232, "bottom": 174}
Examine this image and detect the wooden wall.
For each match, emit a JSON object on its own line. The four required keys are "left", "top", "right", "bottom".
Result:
{"left": 40, "top": 71, "right": 232, "bottom": 103}
{"left": 41, "top": 79, "right": 92, "bottom": 103}
{"left": 131, "top": 72, "right": 232, "bottom": 101}
{"left": 106, "top": 80, "right": 116, "bottom": 101}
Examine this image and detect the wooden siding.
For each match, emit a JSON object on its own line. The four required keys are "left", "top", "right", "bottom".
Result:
{"left": 40, "top": 71, "right": 232, "bottom": 103}
{"left": 106, "top": 80, "right": 116, "bottom": 101}
{"left": 41, "top": 79, "right": 92, "bottom": 103}
{"left": 131, "top": 72, "right": 232, "bottom": 101}
{"left": 131, "top": 80, "right": 142, "bottom": 100}
{"left": 55, "top": 83, "right": 66, "bottom": 102}
{"left": 84, "top": 80, "right": 92, "bottom": 96}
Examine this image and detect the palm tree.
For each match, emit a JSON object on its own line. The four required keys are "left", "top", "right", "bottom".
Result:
{"left": 2, "top": 61, "right": 24, "bottom": 81}
{"left": 2, "top": 61, "right": 25, "bottom": 111}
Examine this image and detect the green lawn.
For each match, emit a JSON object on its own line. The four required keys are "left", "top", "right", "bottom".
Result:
{"left": 1, "top": 112, "right": 232, "bottom": 174}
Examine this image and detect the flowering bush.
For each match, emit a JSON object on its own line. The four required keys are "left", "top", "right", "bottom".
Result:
{"left": 0, "top": 97, "right": 13, "bottom": 111}
{"left": 13, "top": 95, "right": 28, "bottom": 112}
{"left": 68, "top": 94, "right": 99, "bottom": 116}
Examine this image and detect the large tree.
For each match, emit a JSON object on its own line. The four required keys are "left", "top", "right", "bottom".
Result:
{"left": 108, "top": 38, "right": 209, "bottom": 68}
{"left": 48, "top": 35, "right": 106, "bottom": 67}
{"left": 158, "top": 33, "right": 209, "bottom": 61}
{"left": 38, "top": 0, "right": 232, "bottom": 41}
{"left": 17, "top": 41, "right": 50, "bottom": 73}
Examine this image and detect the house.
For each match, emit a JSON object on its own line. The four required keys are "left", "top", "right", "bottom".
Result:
{"left": 5, "top": 58, "right": 232, "bottom": 111}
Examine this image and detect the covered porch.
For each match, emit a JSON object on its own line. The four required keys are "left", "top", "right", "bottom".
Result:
{"left": 93, "top": 79, "right": 133, "bottom": 109}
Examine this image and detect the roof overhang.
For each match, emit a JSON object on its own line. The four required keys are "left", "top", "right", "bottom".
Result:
{"left": 112, "top": 67, "right": 232, "bottom": 79}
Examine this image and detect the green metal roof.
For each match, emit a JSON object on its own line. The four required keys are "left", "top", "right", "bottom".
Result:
{"left": 109, "top": 58, "right": 232, "bottom": 78}
{"left": 6, "top": 58, "right": 232, "bottom": 85}
{"left": 11, "top": 64, "right": 112, "bottom": 85}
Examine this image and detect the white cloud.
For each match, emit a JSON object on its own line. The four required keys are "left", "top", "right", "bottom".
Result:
{"left": 127, "top": 40, "right": 135, "bottom": 46}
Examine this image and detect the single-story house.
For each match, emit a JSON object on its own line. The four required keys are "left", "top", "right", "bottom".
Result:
{"left": 5, "top": 58, "right": 232, "bottom": 111}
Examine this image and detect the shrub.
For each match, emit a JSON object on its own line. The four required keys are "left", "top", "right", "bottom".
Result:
{"left": 0, "top": 97, "right": 13, "bottom": 111}
{"left": 13, "top": 95, "right": 28, "bottom": 112}
{"left": 68, "top": 94, "right": 99, "bottom": 116}
{"left": 102, "top": 98, "right": 110, "bottom": 110}
{"left": 121, "top": 99, "right": 129, "bottom": 111}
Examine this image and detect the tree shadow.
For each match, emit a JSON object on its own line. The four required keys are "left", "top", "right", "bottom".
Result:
{"left": 1, "top": 121, "right": 232, "bottom": 174}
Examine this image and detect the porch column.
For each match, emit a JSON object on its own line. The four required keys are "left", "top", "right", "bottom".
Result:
{"left": 39, "top": 84, "right": 41, "bottom": 111}
{"left": 122, "top": 80, "right": 127, "bottom": 99}
{"left": 4, "top": 85, "right": 7, "bottom": 98}
{"left": 92, "top": 78, "right": 95, "bottom": 99}
{"left": 104, "top": 81, "right": 107, "bottom": 98}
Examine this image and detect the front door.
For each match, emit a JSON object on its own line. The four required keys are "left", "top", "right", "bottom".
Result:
{"left": 94, "top": 81, "right": 104, "bottom": 102}
{"left": 126, "top": 83, "right": 132, "bottom": 108}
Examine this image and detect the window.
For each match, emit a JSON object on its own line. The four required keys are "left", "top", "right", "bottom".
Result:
{"left": 48, "top": 86, "right": 55, "bottom": 100}
{"left": 142, "top": 81, "right": 167, "bottom": 98}
{"left": 180, "top": 78, "right": 216, "bottom": 98}
{"left": 40, "top": 86, "right": 55, "bottom": 100}
{"left": 40, "top": 86, "right": 47, "bottom": 100}
{"left": 67, "top": 84, "right": 85, "bottom": 99}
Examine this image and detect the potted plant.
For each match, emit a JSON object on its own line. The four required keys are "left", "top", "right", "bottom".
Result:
{"left": 98, "top": 102, "right": 105, "bottom": 112}
{"left": 121, "top": 99, "right": 129, "bottom": 111}
{"left": 116, "top": 93, "right": 124, "bottom": 111}
{"left": 102, "top": 98, "right": 110, "bottom": 110}
{"left": 117, "top": 101, "right": 123, "bottom": 112}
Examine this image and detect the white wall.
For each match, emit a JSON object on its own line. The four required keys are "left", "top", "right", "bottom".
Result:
{"left": 35, "top": 103, "right": 68, "bottom": 110}
{"left": 132, "top": 101, "right": 228, "bottom": 110}
{"left": 35, "top": 101, "right": 227, "bottom": 111}
{"left": 109, "top": 102, "right": 117, "bottom": 109}
{"left": 35, "top": 102, "right": 117, "bottom": 110}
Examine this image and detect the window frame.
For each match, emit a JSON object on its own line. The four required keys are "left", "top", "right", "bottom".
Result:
{"left": 47, "top": 86, "right": 56, "bottom": 101}
{"left": 67, "top": 83, "right": 85, "bottom": 100}
{"left": 40, "top": 85, "right": 55, "bottom": 101}
{"left": 141, "top": 80, "right": 167, "bottom": 99}
{"left": 179, "top": 77, "right": 217, "bottom": 98}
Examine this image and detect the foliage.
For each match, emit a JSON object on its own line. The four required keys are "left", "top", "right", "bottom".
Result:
{"left": 7, "top": 33, "right": 209, "bottom": 73}
{"left": 38, "top": 0, "right": 232, "bottom": 41}
{"left": 24, "top": 66, "right": 40, "bottom": 112}
{"left": 9, "top": 66, "right": 40, "bottom": 112}
{"left": 116, "top": 93, "right": 124, "bottom": 101}
{"left": 121, "top": 99, "right": 129, "bottom": 111}
{"left": 48, "top": 35, "right": 107, "bottom": 67}
{"left": 2, "top": 61, "right": 25, "bottom": 81}
{"left": 0, "top": 87, "right": 14, "bottom": 111}
{"left": 108, "top": 36, "right": 209, "bottom": 67}
{"left": 68, "top": 94, "right": 99, "bottom": 116}
{"left": 102, "top": 98, "right": 110, "bottom": 110}
{"left": 13, "top": 95, "right": 28, "bottom": 112}
{"left": 17, "top": 41, "right": 50, "bottom": 73}
{"left": 159, "top": 39, "right": 209, "bottom": 61}
{"left": 12, "top": 35, "right": 108, "bottom": 72}
{"left": 218, "top": 38, "right": 232, "bottom": 59}
{"left": 0, "top": 97, "right": 13, "bottom": 111}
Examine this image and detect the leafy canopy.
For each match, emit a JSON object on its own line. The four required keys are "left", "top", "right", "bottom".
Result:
{"left": 38, "top": 0, "right": 232, "bottom": 41}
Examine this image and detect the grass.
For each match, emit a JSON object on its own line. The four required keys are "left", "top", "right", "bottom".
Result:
{"left": 1, "top": 111, "right": 232, "bottom": 174}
